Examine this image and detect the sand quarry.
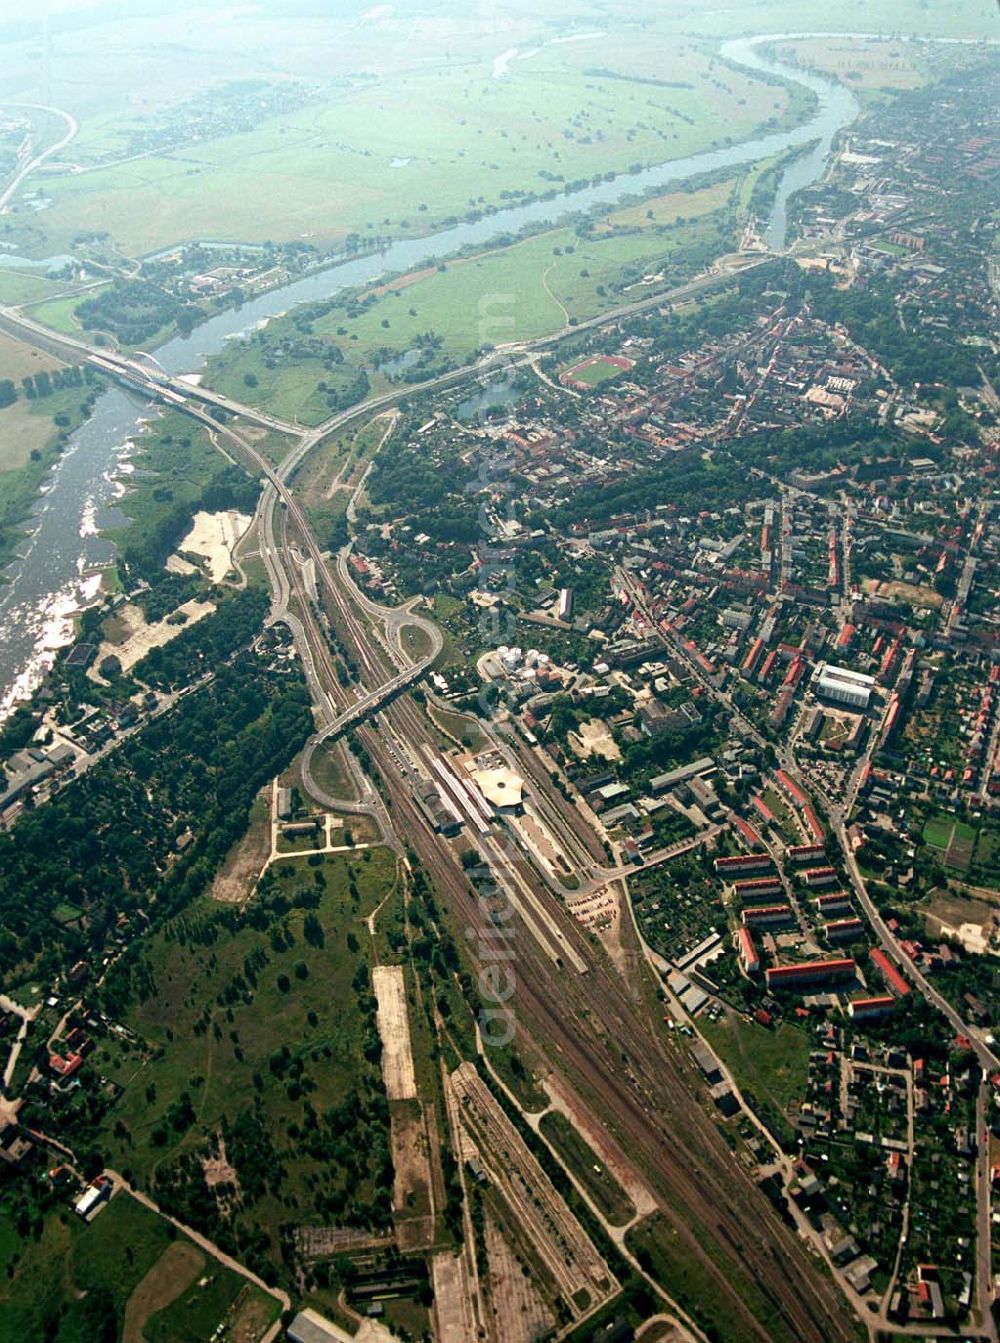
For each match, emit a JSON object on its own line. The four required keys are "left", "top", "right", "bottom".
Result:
{"left": 174, "top": 509, "right": 252, "bottom": 583}
{"left": 91, "top": 598, "right": 216, "bottom": 679}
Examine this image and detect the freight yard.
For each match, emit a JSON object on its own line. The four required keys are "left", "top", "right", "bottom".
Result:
{"left": 0, "top": 14, "right": 998, "bottom": 1343}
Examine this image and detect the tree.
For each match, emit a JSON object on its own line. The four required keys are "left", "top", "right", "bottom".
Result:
{"left": 54, "top": 1289, "right": 117, "bottom": 1343}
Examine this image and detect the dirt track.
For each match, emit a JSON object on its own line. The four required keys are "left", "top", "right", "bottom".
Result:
{"left": 279, "top": 492, "right": 860, "bottom": 1343}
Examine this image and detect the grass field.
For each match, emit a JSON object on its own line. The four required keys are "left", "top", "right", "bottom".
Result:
{"left": 0, "top": 1187, "right": 263, "bottom": 1343}
{"left": 145, "top": 1262, "right": 274, "bottom": 1343}
{"left": 123, "top": 1239, "right": 205, "bottom": 1343}
{"left": 27, "top": 286, "right": 111, "bottom": 339}
{"left": 538, "top": 1110, "right": 636, "bottom": 1226}
{"left": 304, "top": 738, "right": 361, "bottom": 804}
{"left": 0, "top": 268, "right": 65, "bottom": 306}
{"left": 293, "top": 414, "right": 390, "bottom": 539}
{"left": 108, "top": 409, "right": 229, "bottom": 559}
{"left": 0, "top": 0, "right": 991, "bottom": 261}
{"left": 923, "top": 815, "right": 956, "bottom": 849}
{"left": 204, "top": 205, "right": 732, "bottom": 420}
{"left": 400, "top": 622, "right": 435, "bottom": 661}
{"left": 20, "top": 22, "right": 796, "bottom": 258}
{"left": 596, "top": 176, "right": 738, "bottom": 233}
{"left": 98, "top": 848, "right": 399, "bottom": 1259}
{"left": 700, "top": 1013, "right": 810, "bottom": 1142}
{"left": 426, "top": 701, "right": 490, "bottom": 754}
{"left": 759, "top": 787, "right": 801, "bottom": 846}
{"left": 626, "top": 1211, "right": 800, "bottom": 1343}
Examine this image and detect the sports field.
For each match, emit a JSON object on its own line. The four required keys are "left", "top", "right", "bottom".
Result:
{"left": 923, "top": 815, "right": 977, "bottom": 871}
{"left": 205, "top": 203, "right": 733, "bottom": 418}
{"left": 562, "top": 353, "right": 635, "bottom": 389}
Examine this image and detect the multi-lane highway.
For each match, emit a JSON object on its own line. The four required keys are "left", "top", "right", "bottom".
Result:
{"left": 0, "top": 263, "right": 866, "bottom": 1343}
{"left": 0, "top": 102, "right": 78, "bottom": 214}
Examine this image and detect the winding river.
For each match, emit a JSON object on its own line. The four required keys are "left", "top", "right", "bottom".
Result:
{"left": 0, "top": 35, "right": 861, "bottom": 719}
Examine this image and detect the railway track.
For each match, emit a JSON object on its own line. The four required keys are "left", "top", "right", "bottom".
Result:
{"left": 75, "top": 362, "right": 862, "bottom": 1343}
{"left": 352, "top": 686, "right": 856, "bottom": 1343}
{"left": 267, "top": 456, "right": 859, "bottom": 1343}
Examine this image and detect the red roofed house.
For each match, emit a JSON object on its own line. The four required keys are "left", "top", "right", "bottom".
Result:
{"left": 765, "top": 958, "right": 855, "bottom": 990}
{"left": 870, "top": 947, "right": 911, "bottom": 998}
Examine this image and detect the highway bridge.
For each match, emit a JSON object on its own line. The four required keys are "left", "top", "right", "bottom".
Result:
{"left": 317, "top": 660, "right": 430, "bottom": 743}
{"left": 86, "top": 351, "right": 299, "bottom": 435}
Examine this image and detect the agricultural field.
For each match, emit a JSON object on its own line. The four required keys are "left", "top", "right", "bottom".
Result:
{"left": 0, "top": 329, "right": 66, "bottom": 388}
{"left": 0, "top": 390, "right": 74, "bottom": 474}
{"left": 687, "top": 0, "right": 994, "bottom": 37}
{"left": 0, "top": 1188, "right": 276, "bottom": 1343}
{"left": 922, "top": 814, "right": 977, "bottom": 872}
{"left": 0, "top": 0, "right": 990, "bottom": 265}
{"left": 0, "top": 9, "right": 804, "bottom": 259}
{"left": 772, "top": 35, "right": 938, "bottom": 100}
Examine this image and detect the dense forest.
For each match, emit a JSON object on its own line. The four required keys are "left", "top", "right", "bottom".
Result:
{"left": 76, "top": 279, "right": 204, "bottom": 344}
{"left": 0, "top": 655, "right": 312, "bottom": 986}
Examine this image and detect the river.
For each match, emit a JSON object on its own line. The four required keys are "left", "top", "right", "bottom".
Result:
{"left": 0, "top": 35, "right": 860, "bottom": 720}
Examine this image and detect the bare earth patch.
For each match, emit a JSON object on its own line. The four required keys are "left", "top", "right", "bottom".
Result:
{"left": 391, "top": 1100, "right": 434, "bottom": 1252}
{"left": 372, "top": 965, "right": 417, "bottom": 1100}
{"left": 924, "top": 889, "right": 997, "bottom": 955}
{"left": 177, "top": 509, "right": 252, "bottom": 582}
{"left": 122, "top": 1239, "right": 205, "bottom": 1343}
{"left": 862, "top": 576, "right": 942, "bottom": 609}
{"left": 482, "top": 1208, "right": 555, "bottom": 1343}
{"left": 431, "top": 1249, "right": 478, "bottom": 1343}
{"left": 91, "top": 597, "right": 216, "bottom": 677}
{"left": 211, "top": 791, "right": 271, "bottom": 902}
{"left": 568, "top": 718, "right": 621, "bottom": 762}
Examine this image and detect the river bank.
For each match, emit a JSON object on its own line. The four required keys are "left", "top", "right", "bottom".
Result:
{"left": 0, "top": 33, "right": 864, "bottom": 720}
